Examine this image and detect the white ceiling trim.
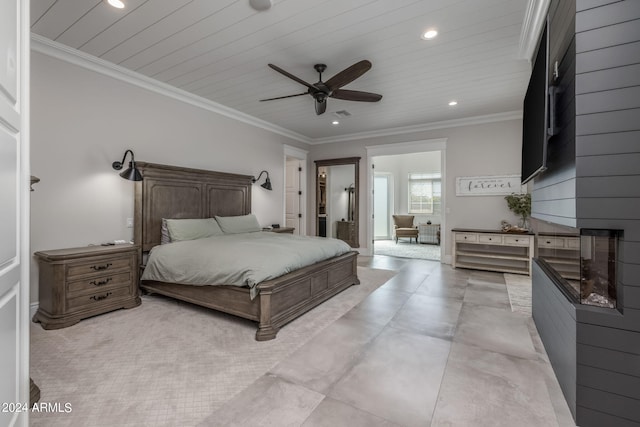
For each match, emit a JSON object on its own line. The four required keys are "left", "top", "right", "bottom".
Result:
{"left": 517, "top": 0, "right": 551, "bottom": 62}
{"left": 312, "top": 111, "right": 523, "bottom": 145}
{"left": 30, "top": 33, "right": 313, "bottom": 144}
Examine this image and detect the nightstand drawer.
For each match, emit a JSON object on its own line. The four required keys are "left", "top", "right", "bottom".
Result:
{"left": 67, "top": 271, "right": 132, "bottom": 295}
{"left": 67, "top": 257, "right": 131, "bottom": 278}
{"left": 67, "top": 286, "right": 132, "bottom": 311}
{"left": 478, "top": 234, "right": 503, "bottom": 244}
{"left": 504, "top": 235, "right": 531, "bottom": 246}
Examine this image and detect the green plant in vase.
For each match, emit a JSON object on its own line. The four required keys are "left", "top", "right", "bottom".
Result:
{"left": 504, "top": 193, "right": 531, "bottom": 230}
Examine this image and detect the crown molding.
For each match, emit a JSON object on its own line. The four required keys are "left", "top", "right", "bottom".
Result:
{"left": 30, "top": 34, "right": 312, "bottom": 144}
{"left": 518, "top": 0, "right": 551, "bottom": 62}
{"left": 311, "top": 111, "right": 523, "bottom": 145}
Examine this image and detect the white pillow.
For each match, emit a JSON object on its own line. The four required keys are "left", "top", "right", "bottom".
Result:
{"left": 215, "top": 214, "right": 261, "bottom": 234}
{"left": 165, "top": 218, "right": 224, "bottom": 242}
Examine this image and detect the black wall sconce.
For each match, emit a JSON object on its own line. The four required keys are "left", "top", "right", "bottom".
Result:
{"left": 252, "top": 170, "right": 272, "bottom": 190}
{"left": 112, "top": 149, "right": 142, "bottom": 181}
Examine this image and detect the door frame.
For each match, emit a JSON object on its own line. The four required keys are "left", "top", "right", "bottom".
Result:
{"left": 283, "top": 145, "right": 308, "bottom": 236}
{"left": 373, "top": 172, "right": 393, "bottom": 240}
{"left": 366, "top": 138, "right": 447, "bottom": 261}
{"left": 0, "top": 0, "right": 30, "bottom": 425}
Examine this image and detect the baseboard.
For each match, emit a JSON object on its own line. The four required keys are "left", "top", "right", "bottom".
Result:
{"left": 30, "top": 302, "right": 39, "bottom": 320}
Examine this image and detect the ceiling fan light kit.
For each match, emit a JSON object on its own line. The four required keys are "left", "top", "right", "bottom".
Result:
{"left": 261, "top": 60, "right": 382, "bottom": 115}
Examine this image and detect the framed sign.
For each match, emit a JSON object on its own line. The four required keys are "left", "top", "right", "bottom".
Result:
{"left": 456, "top": 175, "right": 525, "bottom": 196}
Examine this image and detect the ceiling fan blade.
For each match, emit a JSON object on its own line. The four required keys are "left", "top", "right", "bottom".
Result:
{"left": 330, "top": 89, "right": 382, "bottom": 102}
{"left": 325, "top": 60, "right": 372, "bottom": 91}
{"left": 315, "top": 99, "right": 327, "bottom": 115}
{"left": 260, "top": 92, "right": 308, "bottom": 102}
{"left": 268, "top": 64, "right": 316, "bottom": 91}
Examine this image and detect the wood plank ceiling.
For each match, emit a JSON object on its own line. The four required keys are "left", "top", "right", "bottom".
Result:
{"left": 31, "top": 0, "right": 531, "bottom": 141}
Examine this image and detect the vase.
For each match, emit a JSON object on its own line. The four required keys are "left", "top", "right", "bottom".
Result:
{"left": 518, "top": 216, "right": 530, "bottom": 230}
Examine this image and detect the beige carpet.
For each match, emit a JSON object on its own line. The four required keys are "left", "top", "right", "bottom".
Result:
{"left": 30, "top": 266, "right": 396, "bottom": 427}
{"left": 504, "top": 273, "right": 532, "bottom": 316}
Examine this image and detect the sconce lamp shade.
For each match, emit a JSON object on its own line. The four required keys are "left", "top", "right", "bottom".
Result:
{"left": 112, "top": 149, "right": 143, "bottom": 181}
{"left": 252, "top": 170, "right": 272, "bottom": 191}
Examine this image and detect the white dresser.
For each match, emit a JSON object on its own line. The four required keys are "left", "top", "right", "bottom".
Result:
{"left": 452, "top": 228, "right": 535, "bottom": 275}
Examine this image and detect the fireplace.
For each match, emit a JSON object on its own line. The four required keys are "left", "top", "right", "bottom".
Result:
{"left": 532, "top": 219, "right": 620, "bottom": 310}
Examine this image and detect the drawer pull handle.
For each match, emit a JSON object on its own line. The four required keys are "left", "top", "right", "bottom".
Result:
{"left": 90, "top": 263, "right": 112, "bottom": 271}
{"left": 515, "top": 239, "right": 519, "bottom": 242}
{"left": 546, "top": 241, "right": 551, "bottom": 244}
{"left": 90, "top": 278, "right": 112, "bottom": 287}
{"left": 90, "top": 292, "right": 112, "bottom": 301}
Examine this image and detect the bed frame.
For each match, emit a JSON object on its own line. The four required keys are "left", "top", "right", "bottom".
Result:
{"left": 134, "top": 162, "right": 359, "bottom": 341}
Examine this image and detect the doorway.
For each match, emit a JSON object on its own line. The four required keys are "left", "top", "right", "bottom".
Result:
{"left": 367, "top": 139, "right": 447, "bottom": 261}
{"left": 284, "top": 145, "right": 308, "bottom": 235}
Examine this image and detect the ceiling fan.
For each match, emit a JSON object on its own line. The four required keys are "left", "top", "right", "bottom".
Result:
{"left": 260, "top": 60, "right": 382, "bottom": 115}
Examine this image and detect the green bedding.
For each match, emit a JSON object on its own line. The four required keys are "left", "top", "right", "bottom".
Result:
{"left": 140, "top": 232, "right": 352, "bottom": 299}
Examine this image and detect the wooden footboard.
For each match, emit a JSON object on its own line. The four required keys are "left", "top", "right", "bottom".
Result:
{"left": 140, "top": 251, "right": 359, "bottom": 340}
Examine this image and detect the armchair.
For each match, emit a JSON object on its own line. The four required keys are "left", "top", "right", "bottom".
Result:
{"left": 392, "top": 215, "right": 419, "bottom": 243}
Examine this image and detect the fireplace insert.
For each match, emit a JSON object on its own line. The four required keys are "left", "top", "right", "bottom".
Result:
{"left": 533, "top": 220, "right": 620, "bottom": 309}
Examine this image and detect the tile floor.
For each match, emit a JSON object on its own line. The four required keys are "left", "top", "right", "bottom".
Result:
{"left": 199, "top": 256, "right": 577, "bottom": 427}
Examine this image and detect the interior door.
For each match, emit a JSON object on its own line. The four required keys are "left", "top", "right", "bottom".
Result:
{"left": 285, "top": 158, "right": 301, "bottom": 234}
{"left": 374, "top": 174, "right": 391, "bottom": 239}
{"left": 0, "top": 0, "right": 29, "bottom": 425}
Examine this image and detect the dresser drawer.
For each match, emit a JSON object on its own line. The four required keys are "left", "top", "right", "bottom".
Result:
{"left": 538, "top": 237, "right": 565, "bottom": 248}
{"left": 67, "top": 257, "right": 132, "bottom": 278}
{"left": 67, "top": 286, "right": 132, "bottom": 311}
{"left": 504, "top": 235, "right": 531, "bottom": 247}
{"left": 455, "top": 233, "right": 478, "bottom": 243}
{"left": 478, "top": 234, "right": 503, "bottom": 244}
{"left": 67, "top": 271, "right": 132, "bottom": 295}
{"left": 566, "top": 237, "right": 580, "bottom": 250}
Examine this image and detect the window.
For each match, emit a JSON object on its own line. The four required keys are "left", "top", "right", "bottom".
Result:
{"left": 408, "top": 173, "right": 441, "bottom": 214}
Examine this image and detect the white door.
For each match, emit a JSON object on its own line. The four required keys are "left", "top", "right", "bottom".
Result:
{"left": 0, "top": 0, "right": 29, "bottom": 425}
{"left": 374, "top": 174, "right": 391, "bottom": 239}
{"left": 285, "top": 158, "right": 302, "bottom": 234}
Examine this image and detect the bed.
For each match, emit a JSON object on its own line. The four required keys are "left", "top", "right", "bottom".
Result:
{"left": 134, "top": 162, "right": 360, "bottom": 341}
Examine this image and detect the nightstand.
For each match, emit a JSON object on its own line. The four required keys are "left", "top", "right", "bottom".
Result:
{"left": 269, "top": 227, "right": 295, "bottom": 234}
{"left": 33, "top": 244, "right": 141, "bottom": 329}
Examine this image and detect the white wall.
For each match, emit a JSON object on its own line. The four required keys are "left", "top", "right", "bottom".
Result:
{"left": 29, "top": 52, "right": 305, "bottom": 303}
{"left": 308, "top": 119, "right": 525, "bottom": 260}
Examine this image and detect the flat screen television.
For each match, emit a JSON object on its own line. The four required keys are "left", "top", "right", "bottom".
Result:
{"left": 521, "top": 21, "right": 549, "bottom": 185}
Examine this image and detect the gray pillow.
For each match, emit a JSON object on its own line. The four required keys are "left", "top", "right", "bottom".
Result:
{"left": 161, "top": 219, "right": 171, "bottom": 244}
{"left": 165, "top": 218, "right": 224, "bottom": 242}
{"left": 215, "top": 214, "right": 261, "bottom": 234}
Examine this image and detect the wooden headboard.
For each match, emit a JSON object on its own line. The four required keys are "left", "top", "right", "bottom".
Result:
{"left": 134, "top": 162, "right": 252, "bottom": 253}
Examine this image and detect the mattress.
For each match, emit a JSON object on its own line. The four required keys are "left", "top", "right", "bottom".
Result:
{"left": 140, "top": 231, "right": 352, "bottom": 298}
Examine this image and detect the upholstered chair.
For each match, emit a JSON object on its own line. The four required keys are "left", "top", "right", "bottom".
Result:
{"left": 392, "top": 215, "right": 419, "bottom": 243}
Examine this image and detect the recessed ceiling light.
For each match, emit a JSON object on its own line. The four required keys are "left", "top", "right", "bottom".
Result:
{"left": 249, "top": 0, "right": 272, "bottom": 11}
{"left": 448, "top": 100, "right": 458, "bottom": 106}
{"left": 421, "top": 29, "right": 438, "bottom": 40}
{"left": 106, "top": 0, "right": 125, "bottom": 9}
{"left": 332, "top": 120, "right": 340, "bottom": 125}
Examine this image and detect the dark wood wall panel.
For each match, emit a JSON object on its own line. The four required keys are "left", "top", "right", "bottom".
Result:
{"left": 578, "top": 343, "right": 640, "bottom": 377}
{"left": 532, "top": 1, "right": 640, "bottom": 424}
{"left": 577, "top": 386, "right": 640, "bottom": 425}
{"left": 577, "top": 0, "right": 623, "bottom": 13}
{"left": 576, "top": 0, "right": 640, "bottom": 31}
{"left": 532, "top": 262, "right": 577, "bottom": 418}
{"left": 577, "top": 130, "right": 640, "bottom": 157}
{"left": 578, "top": 364, "right": 640, "bottom": 400}
{"left": 576, "top": 63, "right": 640, "bottom": 94}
